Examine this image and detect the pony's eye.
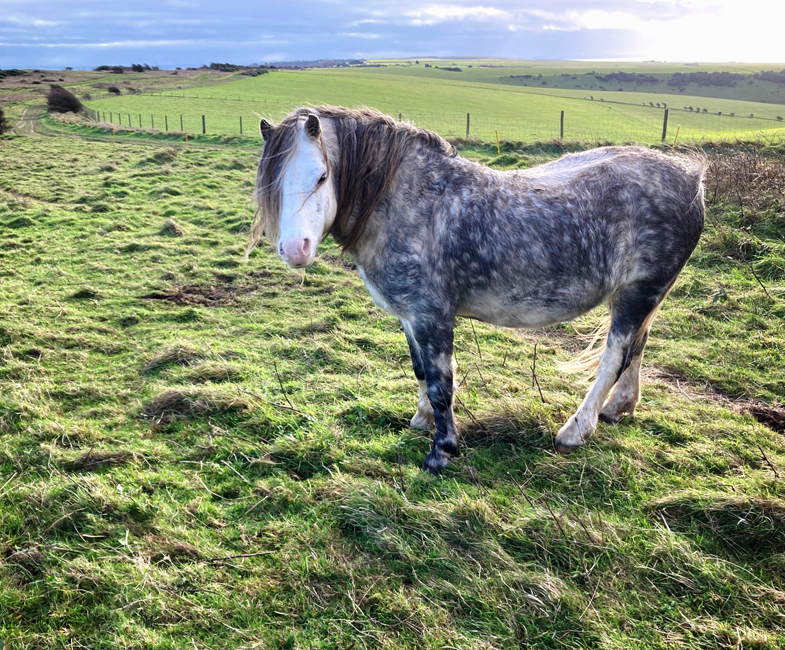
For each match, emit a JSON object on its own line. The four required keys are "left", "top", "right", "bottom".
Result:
{"left": 318, "top": 172, "right": 328, "bottom": 184}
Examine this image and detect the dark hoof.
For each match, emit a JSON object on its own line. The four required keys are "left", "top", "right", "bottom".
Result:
{"left": 598, "top": 411, "right": 622, "bottom": 424}
{"left": 423, "top": 453, "right": 450, "bottom": 475}
{"left": 554, "top": 441, "right": 581, "bottom": 455}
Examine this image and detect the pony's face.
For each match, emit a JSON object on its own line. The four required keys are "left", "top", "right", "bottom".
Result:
{"left": 269, "top": 114, "right": 336, "bottom": 268}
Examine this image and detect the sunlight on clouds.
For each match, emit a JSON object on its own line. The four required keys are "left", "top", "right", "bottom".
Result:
{"left": 635, "top": 1, "right": 785, "bottom": 62}
{"left": 514, "top": 1, "right": 785, "bottom": 61}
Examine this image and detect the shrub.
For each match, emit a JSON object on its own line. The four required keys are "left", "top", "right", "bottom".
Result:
{"left": 107, "top": 85, "right": 121, "bottom": 94}
{"left": 47, "top": 84, "right": 84, "bottom": 114}
{"left": 0, "top": 107, "right": 9, "bottom": 135}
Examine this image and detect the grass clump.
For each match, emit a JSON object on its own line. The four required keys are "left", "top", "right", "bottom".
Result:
{"left": 143, "top": 342, "right": 205, "bottom": 373}
{"left": 63, "top": 448, "right": 132, "bottom": 471}
{"left": 5, "top": 215, "right": 35, "bottom": 228}
{"left": 69, "top": 286, "right": 99, "bottom": 300}
{"left": 140, "top": 387, "right": 249, "bottom": 424}
{"left": 160, "top": 217, "right": 187, "bottom": 236}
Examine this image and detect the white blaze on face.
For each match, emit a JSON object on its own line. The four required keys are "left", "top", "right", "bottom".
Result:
{"left": 277, "top": 114, "right": 336, "bottom": 268}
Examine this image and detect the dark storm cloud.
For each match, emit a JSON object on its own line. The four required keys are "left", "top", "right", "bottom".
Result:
{"left": 0, "top": 0, "right": 717, "bottom": 68}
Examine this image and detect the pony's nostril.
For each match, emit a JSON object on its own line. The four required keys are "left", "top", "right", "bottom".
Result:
{"left": 301, "top": 238, "right": 313, "bottom": 257}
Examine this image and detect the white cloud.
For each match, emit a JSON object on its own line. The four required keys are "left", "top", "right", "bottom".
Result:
{"left": 4, "top": 15, "right": 65, "bottom": 26}
{"left": 339, "top": 32, "right": 382, "bottom": 39}
{"left": 403, "top": 4, "right": 509, "bottom": 26}
{"left": 1, "top": 38, "right": 287, "bottom": 48}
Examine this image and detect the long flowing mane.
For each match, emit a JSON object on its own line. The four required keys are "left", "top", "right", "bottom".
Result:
{"left": 247, "top": 106, "right": 456, "bottom": 256}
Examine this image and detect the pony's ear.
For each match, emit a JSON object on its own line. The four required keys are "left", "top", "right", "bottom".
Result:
{"left": 259, "top": 118, "right": 274, "bottom": 141}
{"left": 305, "top": 113, "right": 321, "bottom": 139}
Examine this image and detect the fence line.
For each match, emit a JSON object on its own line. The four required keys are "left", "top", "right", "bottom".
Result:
{"left": 83, "top": 104, "right": 785, "bottom": 147}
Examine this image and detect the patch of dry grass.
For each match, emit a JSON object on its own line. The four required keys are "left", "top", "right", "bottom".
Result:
{"left": 141, "top": 387, "right": 249, "bottom": 424}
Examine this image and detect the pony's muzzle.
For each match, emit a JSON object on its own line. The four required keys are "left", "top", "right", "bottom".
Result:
{"left": 279, "top": 237, "right": 314, "bottom": 268}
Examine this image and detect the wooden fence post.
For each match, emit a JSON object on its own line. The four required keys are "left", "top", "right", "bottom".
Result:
{"left": 138, "top": 114, "right": 141, "bottom": 128}
{"left": 466, "top": 113, "right": 470, "bottom": 139}
{"left": 180, "top": 115, "right": 183, "bottom": 131}
{"left": 110, "top": 112, "right": 113, "bottom": 123}
{"left": 202, "top": 115, "right": 206, "bottom": 135}
{"left": 240, "top": 115, "right": 243, "bottom": 135}
{"left": 398, "top": 113, "right": 402, "bottom": 122}
{"left": 151, "top": 114, "right": 155, "bottom": 130}
{"left": 560, "top": 110, "right": 564, "bottom": 140}
{"left": 661, "top": 108, "right": 669, "bottom": 142}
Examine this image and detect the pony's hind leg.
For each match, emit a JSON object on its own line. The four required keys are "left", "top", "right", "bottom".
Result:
{"left": 555, "top": 281, "right": 663, "bottom": 453}
{"left": 599, "top": 344, "right": 645, "bottom": 423}
{"left": 410, "top": 379, "right": 435, "bottom": 430}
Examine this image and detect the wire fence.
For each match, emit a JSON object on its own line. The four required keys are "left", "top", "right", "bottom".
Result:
{"left": 83, "top": 93, "right": 785, "bottom": 146}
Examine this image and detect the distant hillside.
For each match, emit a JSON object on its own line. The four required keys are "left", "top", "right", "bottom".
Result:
{"left": 267, "top": 59, "right": 366, "bottom": 69}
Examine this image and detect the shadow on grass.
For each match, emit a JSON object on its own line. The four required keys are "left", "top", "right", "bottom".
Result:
{"left": 460, "top": 411, "right": 551, "bottom": 452}
{"left": 646, "top": 494, "right": 785, "bottom": 567}
{"left": 331, "top": 474, "right": 603, "bottom": 648}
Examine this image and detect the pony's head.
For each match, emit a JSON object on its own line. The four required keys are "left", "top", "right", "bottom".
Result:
{"left": 248, "top": 109, "right": 336, "bottom": 268}
{"left": 247, "top": 106, "right": 455, "bottom": 267}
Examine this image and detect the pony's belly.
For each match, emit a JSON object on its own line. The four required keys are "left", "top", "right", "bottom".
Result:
{"left": 457, "top": 293, "right": 594, "bottom": 329}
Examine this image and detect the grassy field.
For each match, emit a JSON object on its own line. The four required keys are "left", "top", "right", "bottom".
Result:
{"left": 361, "top": 59, "right": 785, "bottom": 106}
{"left": 82, "top": 68, "right": 785, "bottom": 144}
{"left": 0, "top": 119, "right": 784, "bottom": 648}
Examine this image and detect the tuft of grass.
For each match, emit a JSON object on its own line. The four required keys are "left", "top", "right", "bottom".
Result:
{"left": 4, "top": 215, "right": 35, "bottom": 228}
{"left": 63, "top": 448, "right": 132, "bottom": 471}
{"left": 69, "top": 286, "right": 100, "bottom": 300}
{"left": 186, "top": 361, "right": 243, "bottom": 383}
{"left": 143, "top": 342, "right": 205, "bottom": 373}
{"left": 160, "top": 217, "right": 187, "bottom": 236}
{"left": 140, "top": 387, "right": 249, "bottom": 424}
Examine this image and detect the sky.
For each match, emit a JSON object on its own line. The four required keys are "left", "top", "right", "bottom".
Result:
{"left": 1, "top": 0, "right": 784, "bottom": 69}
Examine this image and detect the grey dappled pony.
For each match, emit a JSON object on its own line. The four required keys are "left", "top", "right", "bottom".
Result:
{"left": 247, "top": 106, "right": 705, "bottom": 474}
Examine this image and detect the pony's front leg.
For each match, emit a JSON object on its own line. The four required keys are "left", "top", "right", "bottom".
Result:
{"left": 406, "top": 321, "right": 458, "bottom": 474}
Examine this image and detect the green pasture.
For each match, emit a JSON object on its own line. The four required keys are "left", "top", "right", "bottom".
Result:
{"left": 368, "top": 58, "right": 784, "bottom": 75}
{"left": 85, "top": 69, "right": 785, "bottom": 144}
{"left": 0, "top": 123, "right": 784, "bottom": 649}
{"left": 361, "top": 59, "right": 785, "bottom": 106}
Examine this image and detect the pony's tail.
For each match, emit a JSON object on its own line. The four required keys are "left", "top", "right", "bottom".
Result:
{"left": 559, "top": 275, "right": 679, "bottom": 376}
{"left": 558, "top": 316, "right": 611, "bottom": 375}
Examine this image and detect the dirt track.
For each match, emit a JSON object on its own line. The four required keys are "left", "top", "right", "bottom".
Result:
{"left": 11, "top": 105, "right": 42, "bottom": 136}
